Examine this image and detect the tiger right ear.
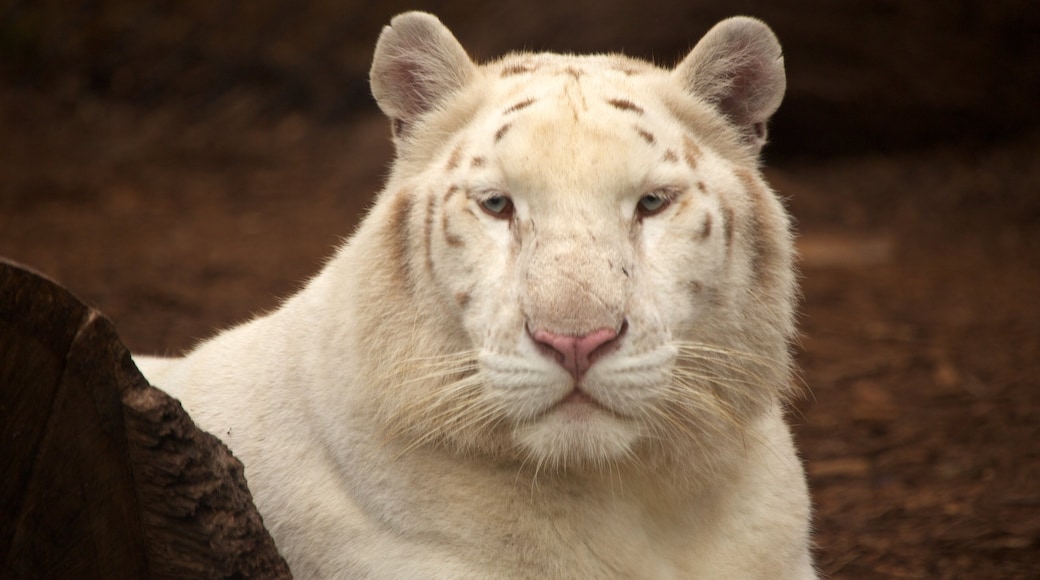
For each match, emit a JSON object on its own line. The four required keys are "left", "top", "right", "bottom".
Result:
{"left": 673, "top": 16, "right": 786, "bottom": 153}
{"left": 370, "top": 12, "right": 478, "bottom": 140}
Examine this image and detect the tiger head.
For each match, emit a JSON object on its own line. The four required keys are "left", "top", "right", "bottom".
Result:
{"left": 355, "top": 12, "right": 795, "bottom": 472}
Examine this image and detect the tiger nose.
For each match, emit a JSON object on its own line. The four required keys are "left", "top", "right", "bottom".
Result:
{"left": 530, "top": 326, "right": 621, "bottom": 380}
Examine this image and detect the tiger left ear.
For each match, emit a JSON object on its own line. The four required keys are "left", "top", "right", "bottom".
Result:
{"left": 370, "top": 12, "right": 478, "bottom": 141}
{"left": 674, "top": 16, "right": 786, "bottom": 152}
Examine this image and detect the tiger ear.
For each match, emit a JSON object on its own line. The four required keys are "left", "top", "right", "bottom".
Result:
{"left": 370, "top": 12, "right": 478, "bottom": 140}
{"left": 673, "top": 16, "right": 786, "bottom": 152}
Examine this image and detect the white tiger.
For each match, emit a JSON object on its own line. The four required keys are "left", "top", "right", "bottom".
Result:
{"left": 136, "top": 11, "right": 815, "bottom": 579}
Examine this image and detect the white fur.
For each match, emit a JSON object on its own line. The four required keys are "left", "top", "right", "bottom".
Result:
{"left": 136, "top": 12, "right": 815, "bottom": 578}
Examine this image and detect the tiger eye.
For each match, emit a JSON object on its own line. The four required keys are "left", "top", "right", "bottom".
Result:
{"left": 480, "top": 195, "right": 514, "bottom": 218}
{"left": 637, "top": 193, "right": 670, "bottom": 216}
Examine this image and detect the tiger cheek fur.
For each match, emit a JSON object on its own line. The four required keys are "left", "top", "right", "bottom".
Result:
{"left": 135, "top": 11, "right": 816, "bottom": 579}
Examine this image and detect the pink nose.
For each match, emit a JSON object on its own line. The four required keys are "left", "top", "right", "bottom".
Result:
{"left": 531, "top": 327, "right": 619, "bottom": 380}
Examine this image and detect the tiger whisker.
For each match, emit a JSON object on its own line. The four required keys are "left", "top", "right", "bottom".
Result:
{"left": 674, "top": 341, "right": 786, "bottom": 366}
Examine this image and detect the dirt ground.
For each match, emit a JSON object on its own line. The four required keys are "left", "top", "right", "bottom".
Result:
{"left": 2, "top": 34, "right": 1039, "bottom": 580}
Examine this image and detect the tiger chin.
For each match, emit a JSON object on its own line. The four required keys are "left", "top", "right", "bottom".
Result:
{"left": 135, "top": 11, "right": 817, "bottom": 579}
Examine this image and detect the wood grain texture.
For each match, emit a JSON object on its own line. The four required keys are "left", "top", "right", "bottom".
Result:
{"left": 0, "top": 259, "right": 291, "bottom": 579}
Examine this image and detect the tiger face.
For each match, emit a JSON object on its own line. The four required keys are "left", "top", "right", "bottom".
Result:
{"left": 365, "top": 13, "right": 795, "bottom": 472}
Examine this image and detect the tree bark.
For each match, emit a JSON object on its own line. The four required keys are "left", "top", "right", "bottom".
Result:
{"left": 0, "top": 259, "right": 291, "bottom": 579}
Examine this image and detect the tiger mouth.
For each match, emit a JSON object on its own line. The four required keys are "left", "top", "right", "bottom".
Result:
{"left": 561, "top": 388, "right": 597, "bottom": 405}
{"left": 551, "top": 387, "right": 629, "bottom": 420}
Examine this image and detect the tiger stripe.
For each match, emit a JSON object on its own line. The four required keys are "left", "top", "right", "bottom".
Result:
{"left": 635, "top": 127, "right": 656, "bottom": 145}
{"left": 494, "top": 123, "right": 513, "bottom": 142}
{"left": 503, "top": 98, "right": 536, "bottom": 115}
{"left": 607, "top": 98, "right": 645, "bottom": 115}
{"left": 736, "top": 168, "right": 784, "bottom": 287}
{"left": 500, "top": 63, "right": 535, "bottom": 77}
{"left": 610, "top": 63, "right": 643, "bottom": 76}
{"left": 697, "top": 214, "right": 713, "bottom": 241}
{"left": 442, "top": 187, "right": 465, "bottom": 248}
{"left": 423, "top": 193, "right": 437, "bottom": 274}
{"left": 445, "top": 143, "right": 464, "bottom": 171}
{"left": 682, "top": 135, "right": 703, "bottom": 170}
{"left": 721, "top": 204, "right": 735, "bottom": 253}
{"left": 443, "top": 184, "right": 461, "bottom": 203}
{"left": 385, "top": 190, "right": 415, "bottom": 291}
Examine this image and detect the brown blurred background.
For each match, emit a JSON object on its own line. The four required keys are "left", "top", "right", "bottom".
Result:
{"left": 4, "top": 1, "right": 1038, "bottom": 156}
{"left": 1, "top": 1, "right": 1038, "bottom": 577}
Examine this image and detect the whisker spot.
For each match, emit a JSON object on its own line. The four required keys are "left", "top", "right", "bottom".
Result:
{"left": 455, "top": 291, "right": 471, "bottom": 307}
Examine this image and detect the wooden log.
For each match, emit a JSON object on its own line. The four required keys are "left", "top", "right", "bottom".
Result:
{"left": 0, "top": 259, "right": 291, "bottom": 579}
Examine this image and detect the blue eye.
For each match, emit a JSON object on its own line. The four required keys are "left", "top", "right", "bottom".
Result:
{"left": 480, "top": 195, "right": 514, "bottom": 218}
{"left": 637, "top": 193, "right": 670, "bottom": 215}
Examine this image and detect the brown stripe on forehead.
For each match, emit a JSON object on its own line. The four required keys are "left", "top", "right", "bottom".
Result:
{"left": 443, "top": 184, "right": 461, "bottom": 203}
{"left": 606, "top": 57, "right": 649, "bottom": 76}
{"left": 682, "top": 135, "right": 703, "bottom": 170}
{"left": 503, "top": 98, "right": 536, "bottom": 115}
{"left": 607, "top": 98, "right": 644, "bottom": 115}
{"left": 736, "top": 168, "right": 784, "bottom": 287}
{"left": 445, "top": 143, "right": 464, "bottom": 171}
{"left": 494, "top": 123, "right": 512, "bottom": 143}
{"left": 662, "top": 149, "right": 679, "bottom": 163}
{"left": 563, "top": 67, "right": 583, "bottom": 80}
{"left": 501, "top": 63, "right": 536, "bottom": 77}
{"left": 635, "top": 127, "right": 656, "bottom": 145}
{"left": 385, "top": 190, "right": 415, "bottom": 291}
{"left": 471, "top": 156, "right": 486, "bottom": 168}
